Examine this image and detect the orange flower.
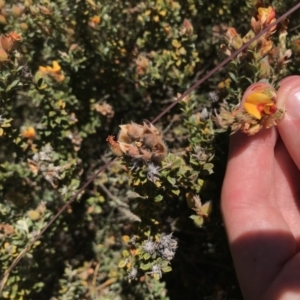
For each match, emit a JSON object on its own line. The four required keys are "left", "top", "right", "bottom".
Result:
{"left": 291, "top": 39, "right": 300, "bottom": 55}
{"left": 257, "top": 7, "right": 276, "bottom": 25}
{"left": 251, "top": 6, "right": 276, "bottom": 33}
{"left": 22, "top": 126, "right": 36, "bottom": 139}
{"left": 257, "top": 6, "right": 276, "bottom": 33}
{"left": 243, "top": 90, "right": 277, "bottom": 120}
{"left": 259, "top": 38, "right": 273, "bottom": 56}
{"left": 0, "top": 47, "right": 8, "bottom": 61}
{"left": 39, "top": 61, "right": 65, "bottom": 82}
{"left": 88, "top": 15, "right": 100, "bottom": 27}
{"left": 135, "top": 55, "right": 149, "bottom": 75}
{"left": 90, "top": 16, "right": 100, "bottom": 24}
{"left": 0, "top": 32, "right": 22, "bottom": 51}
{"left": 181, "top": 19, "right": 193, "bottom": 36}
{"left": 225, "top": 27, "right": 243, "bottom": 50}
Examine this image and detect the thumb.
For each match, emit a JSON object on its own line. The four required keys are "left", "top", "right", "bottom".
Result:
{"left": 277, "top": 76, "right": 300, "bottom": 169}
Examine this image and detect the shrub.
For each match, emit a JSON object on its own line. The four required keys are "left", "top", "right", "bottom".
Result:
{"left": 0, "top": 1, "right": 299, "bottom": 299}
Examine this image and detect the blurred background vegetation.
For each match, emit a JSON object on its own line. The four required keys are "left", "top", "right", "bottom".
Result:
{"left": 0, "top": 0, "right": 300, "bottom": 299}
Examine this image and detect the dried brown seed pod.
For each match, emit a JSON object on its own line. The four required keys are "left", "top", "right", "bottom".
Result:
{"left": 118, "top": 142, "right": 140, "bottom": 157}
{"left": 106, "top": 135, "right": 123, "bottom": 156}
{"left": 107, "top": 121, "right": 168, "bottom": 162}
{"left": 119, "top": 122, "right": 144, "bottom": 142}
{"left": 151, "top": 142, "right": 167, "bottom": 162}
{"left": 143, "top": 133, "right": 160, "bottom": 150}
{"left": 117, "top": 126, "right": 132, "bottom": 143}
{"left": 138, "top": 148, "right": 152, "bottom": 161}
{"left": 143, "top": 120, "right": 161, "bottom": 136}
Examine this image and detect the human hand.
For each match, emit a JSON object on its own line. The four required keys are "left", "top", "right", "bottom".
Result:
{"left": 221, "top": 76, "right": 300, "bottom": 300}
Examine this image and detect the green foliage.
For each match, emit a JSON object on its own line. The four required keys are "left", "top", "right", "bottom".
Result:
{"left": 0, "top": 0, "right": 299, "bottom": 299}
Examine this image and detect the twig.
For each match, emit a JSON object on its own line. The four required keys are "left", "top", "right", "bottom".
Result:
{"left": 98, "top": 181, "right": 141, "bottom": 222}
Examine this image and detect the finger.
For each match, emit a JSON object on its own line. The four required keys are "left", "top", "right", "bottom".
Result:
{"left": 221, "top": 127, "right": 282, "bottom": 239}
{"left": 277, "top": 76, "right": 300, "bottom": 169}
{"left": 274, "top": 137, "right": 300, "bottom": 244}
{"left": 221, "top": 128, "right": 298, "bottom": 299}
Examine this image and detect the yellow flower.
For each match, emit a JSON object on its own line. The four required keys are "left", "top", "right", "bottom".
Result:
{"left": 244, "top": 92, "right": 277, "bottom": 120}
{"left": 39, "top": 61, "right": 65, "bottom": 82}
{"left": 56, "top": 99, "right": 66, "bottom": 109}
{"left": 41, "top": 60, "right": 61, "bottom": 72}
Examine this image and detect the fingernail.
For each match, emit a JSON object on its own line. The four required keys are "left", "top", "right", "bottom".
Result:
{"left": 285, "top": 89, "right": 300, "bottom": 119}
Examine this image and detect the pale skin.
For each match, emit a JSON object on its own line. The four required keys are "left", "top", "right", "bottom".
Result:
{"left": 221, "top": 105, "right": 300, "bottom": 299}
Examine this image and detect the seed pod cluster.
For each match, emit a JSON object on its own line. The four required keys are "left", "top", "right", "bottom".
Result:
{"left": 107, "top": 120, "right": 167, "bottom": 163}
